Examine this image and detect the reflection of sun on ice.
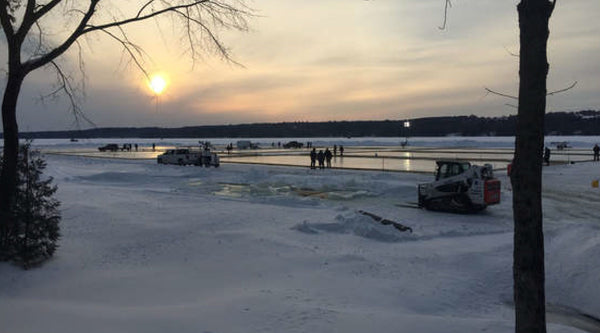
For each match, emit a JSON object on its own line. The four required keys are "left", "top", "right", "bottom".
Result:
{"left": 149, "top": 74, "right": 167, "bottom": 95}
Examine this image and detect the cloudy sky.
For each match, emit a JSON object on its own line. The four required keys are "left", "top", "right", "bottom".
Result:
{"left": 3, "top": 0, "right": 600, "bottom": 131}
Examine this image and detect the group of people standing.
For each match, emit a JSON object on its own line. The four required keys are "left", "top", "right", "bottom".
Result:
{"left": 544, "top": 144, "right": 600, "bottom": 165}
{"left": 309, "top": 145, "right": 344, "bottom": 169}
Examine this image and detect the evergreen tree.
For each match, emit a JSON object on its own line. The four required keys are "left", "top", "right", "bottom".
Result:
{"left": 0, "top": 143, "right": 60, "bottom": 268}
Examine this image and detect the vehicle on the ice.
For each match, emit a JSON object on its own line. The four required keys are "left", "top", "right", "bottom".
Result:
{"left": 551, "top": 141, "right": 570, "bottom": 150}
{"left": 98, "top": 144, "right": 119, "bottom": 152}
{"left": 236, "top": 140, "right": 259, "bottom": 150}
{"left": 157, "top": 147, "right": 220, "bottom": 167}
{"left": 283, "top": 141, "right": 304, "bottom": 149}
{"left": 417, "top": 160, "right": 500, "bottom": 213}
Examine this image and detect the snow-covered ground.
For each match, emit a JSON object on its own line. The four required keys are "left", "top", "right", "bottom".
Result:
{"left": 1, "top": 139, "right": 599, "bottom": 332}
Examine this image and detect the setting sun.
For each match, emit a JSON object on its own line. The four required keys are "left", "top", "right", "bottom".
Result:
{"left": 149, "top": 74, "right": 168, "bottom": 95}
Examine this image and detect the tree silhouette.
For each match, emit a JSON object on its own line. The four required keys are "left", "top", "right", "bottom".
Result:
{"left": 0, "top": 142, "right": 61, "bottom": 268}
{"left": 441, "top": 0, "right": 555, "bottom": 331}
{"left": 512, "top": 1, "right": 556, "bottom": 332}
{"left": 0, "top": 0, "right": 251, "bottom": 248}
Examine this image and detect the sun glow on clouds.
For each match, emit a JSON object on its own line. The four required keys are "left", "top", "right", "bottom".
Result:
{"left": 26, "top": 0, "right": 596, "bottom": 131}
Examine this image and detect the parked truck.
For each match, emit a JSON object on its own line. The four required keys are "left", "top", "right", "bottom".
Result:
{"left": 98, "top": 143, "right": 119, "bottom": 152}
{"left": 157, "top": 147, "right": 220, "bottom": 167}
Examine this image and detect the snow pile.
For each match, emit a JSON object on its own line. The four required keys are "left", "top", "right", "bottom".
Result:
{"left": 293, "top": 211, "right": 412, "bottom": 242}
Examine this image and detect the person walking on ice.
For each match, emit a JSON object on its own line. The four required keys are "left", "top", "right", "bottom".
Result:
{"left": 317, "top": 150, "right": 325, "bottom": 169}
{"left": 593, "top": 144, "right": 599, "bottom": 161}
{"left": 309, "top": 148, "right": 317, "bottom": 169}
{"left": 325, "top": 148, "right": 333, "bottom": 168}
{"left": 543, "top": 146, "right": 551, "bottom": 166}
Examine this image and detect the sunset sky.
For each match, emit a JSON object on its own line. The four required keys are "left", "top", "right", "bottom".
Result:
{"left": 3, "top": 0, "right": 600, "bottom": 132}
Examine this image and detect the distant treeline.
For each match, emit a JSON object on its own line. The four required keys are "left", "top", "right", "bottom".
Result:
{"left": 10, "top": 110, "right": 600, "bottom": 139}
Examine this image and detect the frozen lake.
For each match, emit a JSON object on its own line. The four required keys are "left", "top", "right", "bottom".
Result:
{"left": 33, "top": 136, "right": 600, "bottom": 173}
{"left": 3, "top": 144, "right": 600, "bottom": 333}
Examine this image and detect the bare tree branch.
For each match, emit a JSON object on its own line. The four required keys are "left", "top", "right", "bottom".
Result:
{"left": 504, "top": 45, "right": 519, "bottom": 57}
{"left": 486, "top": 80, "right": 576, "bottom": 103}
{"left": 484, "top": 87, "right": 518, "bottom": 100}
{"left": 84, "top": 1, "right": 213, "bottom": 34}
{"left": 137, "top": 0, "right": 159, "bottom": 18}
{"left": 43, "top": 60, "right": 95, "bottom": 129}
{"left": 0, "top": 0, "right": 15, "bottom": 38}
{"left": 17, "top": 0, "right": 62, "bottom": 42}
{"left": 13, "top": 0, "right": 252, "bottom": 76}
{"left": 3, "top": 0, "right": 252, "bottom": 129}
{"left": 23, "top": 0, "right": 100, "bottom": 73}
{"left": 547, "top": 80, "right": 577, "bottom": 96}
{"left": 182, "top": 6, "right": 198, "bottom": 67}
{"left": 171, "top": 7, "right": 242, "bottom": 66}
{"left": 31, "top": 20, "right": 44, "bottom": 57}
{"left": 81, "top": 1, "right": 251, "bottom": 65}
{"left": 439, "top": 0, "right": 452, "bottom": 30}
{"left": 74, "top": 39, "right": 87, "bottom": 100}
{"left": 98, "top": 26, "right": 152, "bottom": 80}
{"left": 33, "top": 0, "right": 63, "bottom": 20}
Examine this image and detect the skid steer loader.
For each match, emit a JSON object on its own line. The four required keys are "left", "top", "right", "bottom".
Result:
{"left": 417, "top": 161, "right": 501, "bottom": 213}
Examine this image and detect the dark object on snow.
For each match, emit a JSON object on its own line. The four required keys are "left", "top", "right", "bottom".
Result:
{"left": 544, "top": 146, "right": 551, "bottom": 166}
{"left": 98, "top": 143, "right": 119, "bottom": 152}
{"left": 358, "top": 210, "right": 412, "bottom": 233}
{"left": 283, "top": 141, "right": 304, "bottom": 149}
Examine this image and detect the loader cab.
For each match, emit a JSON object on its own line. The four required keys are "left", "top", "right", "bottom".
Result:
{"left": 435, "top": 161, "right": 471, "bottom": 181}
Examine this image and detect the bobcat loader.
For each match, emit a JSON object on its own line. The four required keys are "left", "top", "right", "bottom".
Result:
{"left": 417, "top": 161, "right": 501, "bottom": 213}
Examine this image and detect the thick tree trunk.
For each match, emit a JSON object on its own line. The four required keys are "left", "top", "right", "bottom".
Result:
{"left": 0, "top": 70, "right": 24, "bottom": 246}
{"left": 512, "top": 1, "right": 553, "bottom": 332}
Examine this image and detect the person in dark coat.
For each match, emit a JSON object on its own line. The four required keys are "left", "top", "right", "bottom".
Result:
{"left": 317, "top": 150, "right": 325, "bottom": 169}
{"left": 543, "top": 146, "right": 551, "bottom": 166}
{"left": 593, "top": 144, "right": 600, "bottom": 161}
{"left": 310, "top": 148, "right": 317, "bottom": 169}
{"left": 339, "top": 145, "right": 344, "bottom": 157}
{"left": 324, "top": 148, "right": 333, "bottom": 168}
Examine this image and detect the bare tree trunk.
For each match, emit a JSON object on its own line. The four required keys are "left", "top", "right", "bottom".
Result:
{"left": 512, "top": 1, "right": 554, "bottom": 332}
{"left": 0, "top": 70, "right": 23, "bottom": 247}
